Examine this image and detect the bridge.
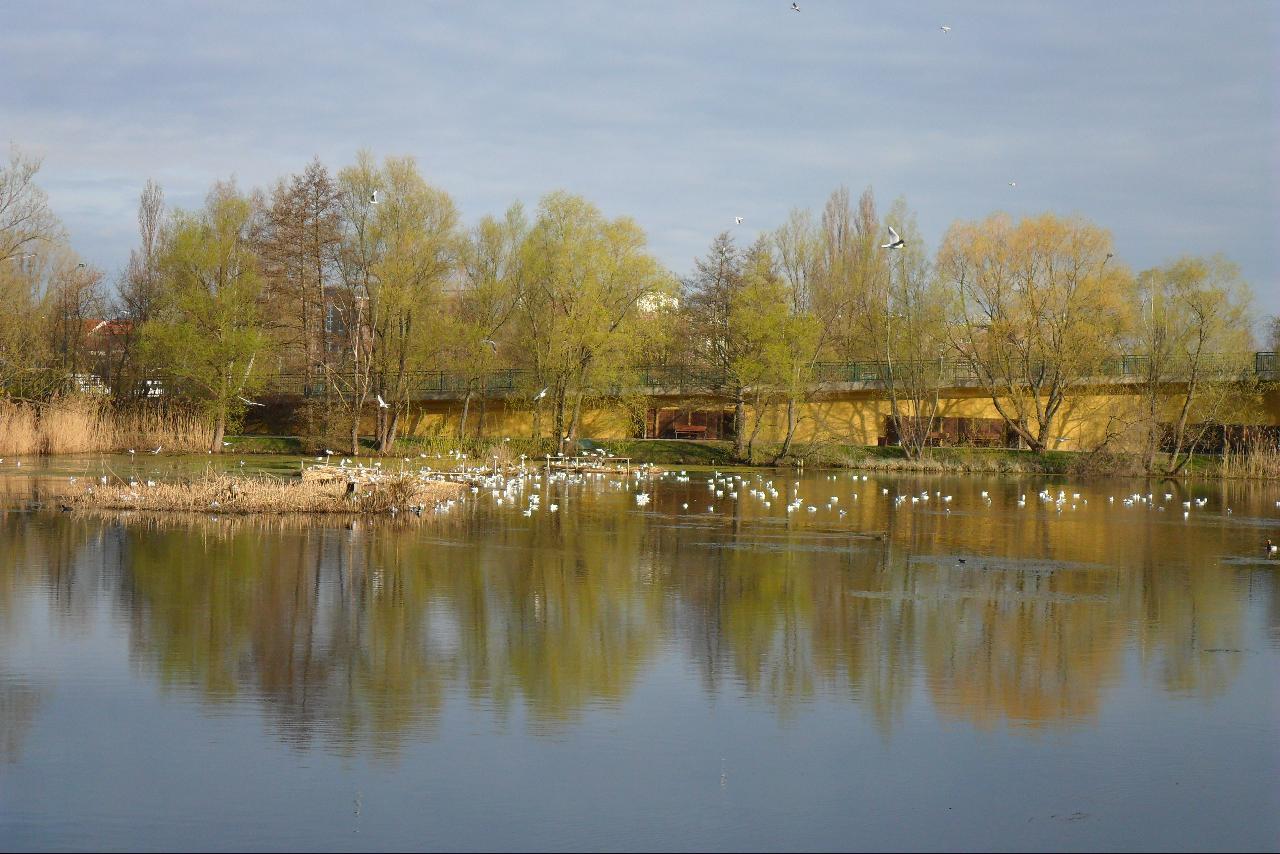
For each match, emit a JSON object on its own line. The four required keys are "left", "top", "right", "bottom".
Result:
{"left": 264, "top": 352, "right": 1278, "bottom": 402}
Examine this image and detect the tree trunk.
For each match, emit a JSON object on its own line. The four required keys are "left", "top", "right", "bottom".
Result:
{"left": 210, "top": 411, "right": 226, "bottom": 454}
{"left": 770, "top": 396, "right": 798, "bottom": 465}
{"left": 567, "top": 393, "right": 583, "bottom": 445}
{"left": 350, "top": 417, "right": 360, "bottom": 457}
{"left": 379, "top": 409, "right": 399, "bottom": 453}
{"left": 732, "top": 390, "right": 746, "bottom": 462}
{"left": 458, "top": 390, "right": 473, "bottom": 440}
{"left": 746, "top": 393, "right": 767, "bottom": 463}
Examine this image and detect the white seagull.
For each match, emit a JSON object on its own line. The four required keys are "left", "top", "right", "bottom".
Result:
{"left": 369, "top": 190, "right": 380, "bottom": 204}
{"left": 735, "top": 216, "right": 744, "bottom": 225}
{"left": 1008, "top": 181, "right": 1017, "bottom": 188}
{"left": 534, "top": 387, "right": 549, "bottom": 401}
{"left": 376, "top": 394, "right": 389, "bottom": 409}
{"left": 881, "top": 225, "right": 905, "bottom": 250}
{"left": 790, "top": 2, "right": 800, "bottom": 11}
{"left": 940, "top": 25, "right": 951, "bottom": 33}
{"left": 238, "top": 395, "right": 265, "bottom": 407}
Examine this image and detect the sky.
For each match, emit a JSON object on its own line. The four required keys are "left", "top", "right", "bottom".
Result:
{"left": 3, "top": 1, "right": 1278, "bottom": 322}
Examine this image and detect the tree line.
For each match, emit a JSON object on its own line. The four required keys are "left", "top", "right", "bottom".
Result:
{"left": 1, "top": 145, "right": 1273, "bottom": 467}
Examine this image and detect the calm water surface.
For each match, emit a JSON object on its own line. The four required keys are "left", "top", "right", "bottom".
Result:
{"left": 1, "top": 456, "right": 1277, "bottom": 851}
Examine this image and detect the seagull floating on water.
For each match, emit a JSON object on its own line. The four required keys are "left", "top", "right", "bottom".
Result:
{"left": 881, "top": 225, "right": 905, "bottom": 250}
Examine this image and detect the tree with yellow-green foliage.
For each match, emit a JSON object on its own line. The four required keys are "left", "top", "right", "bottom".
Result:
{"left": 140, "top": 180, "right": 270, "bottom": 452}
{"left": 938, "top": 212, "right": 1131, "bottom": 453}
{"left": 1133, "top": 255, "right": 1256, "bottom": 474}
{"left": 513, "top": 192, "right": 673, "bottom": 445}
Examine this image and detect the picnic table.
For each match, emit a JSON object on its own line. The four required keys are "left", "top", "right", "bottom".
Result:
{"left": 673, "top": 424, "right": 708, "bottom": 439}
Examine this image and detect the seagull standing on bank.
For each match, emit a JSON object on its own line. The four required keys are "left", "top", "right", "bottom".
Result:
{"left": 881, "top": 225, "right": 905, "bottom": 250}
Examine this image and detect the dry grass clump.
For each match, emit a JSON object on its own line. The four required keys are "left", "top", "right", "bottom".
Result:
{"left": 1219, "top": 445, "right": 1280, "bottom": 480}
{"left": 72, "top": 472, "right": 465, "bottom": 515}
{"left": 0, "top": 402, "right": 39, "bottom": 455}
{"left": 0, "top": 397, "right": 212, "bottom": 456}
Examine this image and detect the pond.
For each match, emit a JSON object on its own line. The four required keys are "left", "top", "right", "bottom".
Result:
{"left": 1, "top": 456, "right": 1277, "bottom": 851}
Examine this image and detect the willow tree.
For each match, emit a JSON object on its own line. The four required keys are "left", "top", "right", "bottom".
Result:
{"left": 367, "top": 156, "right": 460, "bottom": 451}
{"left": 770, "top": 209, "right": 835, "bottom": 464}
{"left": 514, "top": 192, "right": 672, "bottom": 445}
{"left": 452, "top": 204, "right": 527, "bottom": 439}
{"left": 0, "top": 147, "right": 63, "bottom": 397}
{"left": 1134, "top": 256, "right": 1255, "bottom": 475}
{"left": 879, "top": 201, "right": 949, "bottom": 459}
{"left": 938, "top": 213, "right": 1129, "bottom": 453}
{"left": 140, "top": 181, "right": 270, "bottom": 452}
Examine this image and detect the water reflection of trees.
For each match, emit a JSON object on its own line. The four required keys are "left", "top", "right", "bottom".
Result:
{"left": 0, "top": 479, "right": 1274, "bottom": 755}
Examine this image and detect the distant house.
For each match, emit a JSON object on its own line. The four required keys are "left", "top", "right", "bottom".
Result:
{"left": 79, "top": 318, "right": 134, "bottom": 395}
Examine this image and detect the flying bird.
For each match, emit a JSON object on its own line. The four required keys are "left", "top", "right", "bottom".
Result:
{"left": 940, "top": 25, "right": 951, "bottom": 33}
{"left": 376, "top": 394, "right": 389, "bottom": 409}
{"left": 1008, "top": 181, "right": 1017, "bottom": 188}
{"left": 791, "top": 2, "right": 800, "bottom": 10}
{"left": 482, "top": 338, "right": 498, "bottom": 352}
{"left": 534, "top": 387, "right": 549, "bottom": 401}
{"left": 881, "top": 225, "right": 905, "bottom": 250}
{"left": 734, "top": 216, "right": 744, "bottom": 225}
{"left": 369, "top": 190, "right": 380, "bottom": 204}
{"left": 238, "top": 395, "right": 265, "bottom": 407}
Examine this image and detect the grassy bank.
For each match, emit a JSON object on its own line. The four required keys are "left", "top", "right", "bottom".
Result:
{"left": 0, "top": 398, "right": 211, "bottom": 456}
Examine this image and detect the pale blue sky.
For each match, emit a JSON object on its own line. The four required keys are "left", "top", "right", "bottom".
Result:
{"left": 3, "top": 1, "right": 1277, "bottom": 319}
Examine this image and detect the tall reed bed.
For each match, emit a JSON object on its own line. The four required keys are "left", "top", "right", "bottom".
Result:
{"left": 1218, "top": 443, "right": 1280, "bottom": 479}
{"left": 0, "top": 397, "right": 212, "bottom": 456}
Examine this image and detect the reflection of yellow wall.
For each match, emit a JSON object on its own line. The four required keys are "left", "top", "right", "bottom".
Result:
{"left": 391, "top": 384, "right": 1278, "bottom": 446}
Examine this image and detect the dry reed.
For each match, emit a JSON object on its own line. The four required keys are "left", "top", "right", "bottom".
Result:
{"left": 71, "top": 472, "right": 466, "bottom": 515}
{"left": 0, "top": 397, "right": 211, "bottom": 456}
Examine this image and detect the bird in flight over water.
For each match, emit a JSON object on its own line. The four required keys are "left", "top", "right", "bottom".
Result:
{"left": 941, "top": 25, "right": 951, "bottom": 33}
{"left": 881, "top": 225, "right": 905, "bottom": 250}
{"left": 735, "top": 216, "right": 744, "bottom": 225}
{"left": 791, "top": 2, "right": 800, "bottom": 11}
